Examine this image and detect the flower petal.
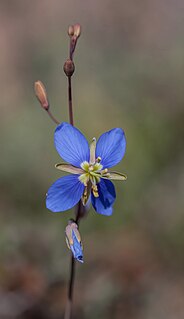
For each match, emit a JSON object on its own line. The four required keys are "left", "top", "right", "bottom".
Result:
{"left": 96, "top": 128, "right": 126, "bottom": 168}
{"left": 54, "top": 122, "right": 90, "bottom": 167}
{"left": 46, "top": 175, "right": 84, "bottom": 212}
{"left": 91, "top": 179, "right": 116, "bottom": 216}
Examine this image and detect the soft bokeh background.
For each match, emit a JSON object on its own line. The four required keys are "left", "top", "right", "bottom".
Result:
{"left": 1, "top": 1, "right": 184, "bottom": 318}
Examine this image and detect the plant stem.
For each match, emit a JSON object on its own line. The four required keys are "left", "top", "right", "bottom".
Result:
{"left": 68, "top": 76, "right": 74, "bottom": 126}
{"left": 64, "top": 200, "right": 83, "bottom": 319}
{"left": 64, "top": 28, "right": 83, "bottom": 318}
{"left": 47, "top": 109, "right": 60, "bottom": 125}
{"left": 64, "top": 256, "right": 75, "bottom": 319}
{"left": 64, "top": 60, "right": 76, "bottom": 319}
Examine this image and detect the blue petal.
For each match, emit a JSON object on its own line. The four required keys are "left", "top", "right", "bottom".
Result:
{"left": 54, "top": 122, "right": 90, "bottom": 167}
{"left": 91, "top": 179, "right": 116, "bottom": 216}
{"left": 96, "top": 128, "right": 126, "bottom": 168}
{"left": 70, "top": 230, "right": 83, "bottom": 263}
{"left": 46, "top": 175, "right": 84, "bottom": 212}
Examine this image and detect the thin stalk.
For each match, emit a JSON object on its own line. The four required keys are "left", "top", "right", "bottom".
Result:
{"left": 68, "top": 76, "right": 74, "bottom": 126}
{"left": 47, "top": 109, "right": 60, "bottom": 125}
{"left": 64, "top": 256, "right": 75, "bottom": 319}
{"left": 64, "top": 64, "right": 75, "bottom": 319}
{"left": 64, "top": 201, "right": 83, "bottom": 319}
{"left": 64, "top": 29, "right": 83, "bottom": 318}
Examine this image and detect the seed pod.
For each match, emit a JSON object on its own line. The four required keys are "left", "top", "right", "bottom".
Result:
{"left": 63, "top": 59, "right": 75, "bottom": 77}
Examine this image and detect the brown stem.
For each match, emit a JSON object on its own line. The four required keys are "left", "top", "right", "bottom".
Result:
{"left": 68, "top": 76, "right": 74, "bottom": 126}
{"left": 64, "top": 256, "right": 75, "bottom": 319}
{"left": 64, "top": 47, "right": 75, "bottom": 319}
{"left": 64, "top": 201, "right": 83, "bottom": 319}
{"left": 64, "top": 29, "right": 82, "bottom": 319}
{"left": 47, "top": 110, "right": 60, "bottom": 125}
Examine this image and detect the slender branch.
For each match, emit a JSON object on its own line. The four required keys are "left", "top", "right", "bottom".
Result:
{"left": 47, "top": 110, "right": 60, "bottom": 125}
{"left": 68, "top": 76, "right": 74, "bottom": 126}
{"left": 64, "top": 25, "right": 82, "bottom": 319}
{"left": 64, "top": 256, "right": 75, "bottom": 319}
{"left": 64, "top": 202, "right": 83, "bottom": 319}
{"left": 69, "top": 256, "right": 76, "bottom": 301}
{"left": 64, "top": 54, "right": 75, "bottom": 319}
{"left": 69, "top": 39, "right": 73, "bottom": 60}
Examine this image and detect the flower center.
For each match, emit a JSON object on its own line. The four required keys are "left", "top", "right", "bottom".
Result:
{"left": 79, "top": 161, "right": 102, "bottom": 186}
{"left": 79, "top": 137, "right": 109, "bottom": 205}
{"left": 79, "top": 160, "right": 103, "bottom": 204}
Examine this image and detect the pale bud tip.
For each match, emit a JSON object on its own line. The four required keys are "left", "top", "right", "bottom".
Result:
{"left": 34, "top": 81, "right": 49, "bottom": 110}
{"left": 73, "top": 24, "right": 81, "bottom": 38}
{"left": 68, "top": 25, "right": 74, "bottom": 37}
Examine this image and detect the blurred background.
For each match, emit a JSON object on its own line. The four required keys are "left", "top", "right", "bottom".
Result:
{"left": 0, "top": 0, "right": 184, "bottom": 318}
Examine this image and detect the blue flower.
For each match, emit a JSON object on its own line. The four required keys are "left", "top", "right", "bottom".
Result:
{"left": 65, "top": 221, "right": 83, "bottom": 263}
{"left": 46, "top": 122, "right": 126, "bottom": 216}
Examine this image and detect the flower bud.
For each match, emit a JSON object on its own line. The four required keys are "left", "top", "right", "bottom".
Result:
{"left": 73, "top": 24, "right": 81, "bottom": 38}
{"left": 65, "top": 221, "right": 83, "bottom": 263}
{"left": 68, "top": 25, "right": 74, "bottom": 37}
{"left": 34, "top": 81, "right": 49, "bottom": 110}
{"left": 63, "top": 59, "right": 75, "bottom": 77}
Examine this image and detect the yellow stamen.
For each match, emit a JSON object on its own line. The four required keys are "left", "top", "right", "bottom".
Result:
{"left": 96, "top": 156, "right": 101, "bottom": 163}
{"left": 92, "top": 184, "right": 99, "bottom": 197}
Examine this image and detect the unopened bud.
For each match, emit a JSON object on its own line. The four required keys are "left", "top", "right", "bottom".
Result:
{"left": 65, "top": 220, "right": 83, "bottom": 263}
{"left": 63, "top": 59, "right": 75, "bottom": 77}
{"left": 34, "top": 81, "right": 49, "bottom": 110}
{"left": 73, "top": 24, "right": 81, "bottom": 38}
{"left": 68, "top": 25, "right": 74, "bottom": 37}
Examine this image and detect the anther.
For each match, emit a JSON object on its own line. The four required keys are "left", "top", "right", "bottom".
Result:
{"left": 102, "top": 168, "right": 108, "bottom": 174}
{"left": 96, "top": 157, "right": 101, "bottom": 163}
{"left": 92, "top": 185, "right": 99, "bottom": 197}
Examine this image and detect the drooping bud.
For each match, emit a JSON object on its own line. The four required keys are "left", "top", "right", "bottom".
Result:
{"left": 63, "top": 59, "right": 75, "bottom": 77}
{"left": 34, "top": 81, "right": 49, "bottom": 110}
{"left": 73, "top": 24, "right": 81, "bottom": 38}
{"left": 65, "top": 220, "right": 83, "bottom": 263}
{"left": 68, "top": 25, "right": 74, "bottom": 37}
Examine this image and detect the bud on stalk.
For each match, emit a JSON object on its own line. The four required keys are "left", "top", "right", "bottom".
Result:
{"left": 34, "top": 81, "right": 49, "bottom": 110}
{"left": 63, "top": 59, "right": 75, "bottom": 77}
